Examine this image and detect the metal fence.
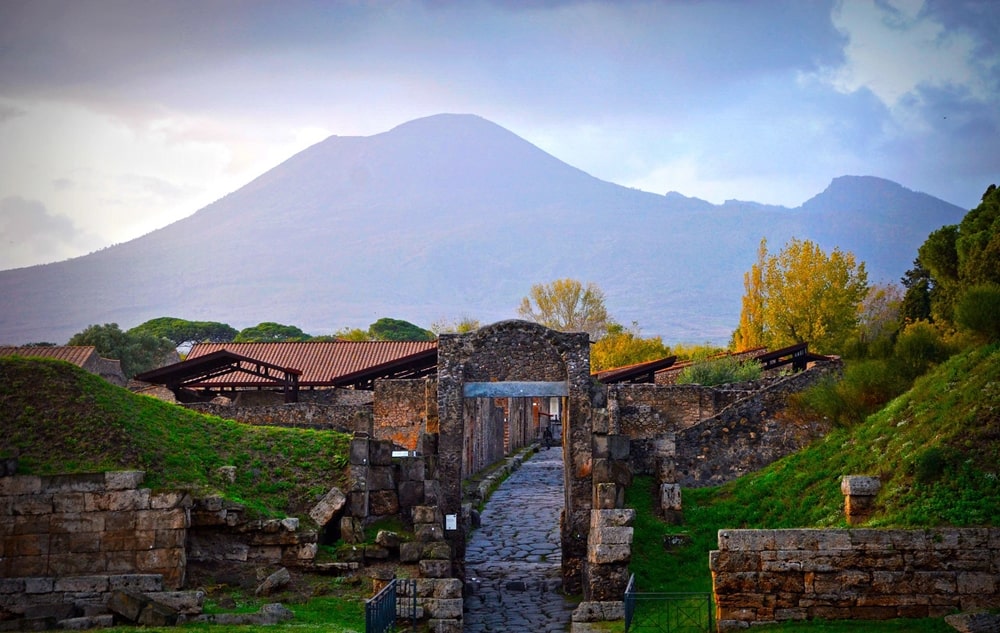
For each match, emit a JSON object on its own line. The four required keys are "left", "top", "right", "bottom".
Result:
{"left": 624, "top": 574, "right": 714, "bottom": 633}
{"left": 365, "top": 578, "right": 417, "bottom": 633}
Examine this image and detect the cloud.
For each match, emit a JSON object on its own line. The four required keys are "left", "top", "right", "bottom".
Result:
{"left": 0, "top": 196, "right": 103, "bottom": 269}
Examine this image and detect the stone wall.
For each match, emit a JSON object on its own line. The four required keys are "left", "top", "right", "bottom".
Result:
{"left": 373, "top": 378, "right": 437, "bottom": 450}
{"left": 673, "top": 361, "right": 840, "bottom": 486}
{"left": 0, "top": 470, "right": 189, "bottom": 618}
{"left": 185, "top": 402, "right": 372, "bottom": 434}
{"left": 710, "top": 528, "right": 1000, "bottom": 631}
{"left": 186, "top": 497, "right": 318, "bottom": 567}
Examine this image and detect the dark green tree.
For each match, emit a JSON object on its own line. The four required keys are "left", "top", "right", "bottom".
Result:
{"left": 367, "top": 318, "right": 435, "bottom": 341}
{"left": 900, "top": 258, "right": 933, "bottom": 323}
{"left": 68, "top": 323, "right": 176, "bottom": 378}
{"left": 954, "top": 284, "right": 1000, "bottom": 343}
{"left": 917, "top": 184, "right": 1000, "bottom": 324}
{"left": 234, "top": 322, "right": 313, "bottom": 342}
{"left": 129, "top": 317, "right": 237, "bottom": 347}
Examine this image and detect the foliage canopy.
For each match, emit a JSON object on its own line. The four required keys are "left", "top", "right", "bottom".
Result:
{"left": 67, "top": 322, "right": 176, "bottom": 378}
{"left": 732, "top": 238, "right": 869, "bottom": 354}
{"left": 235, "top": 322, "right": 313, "bottom": 343}
{"left": 517, "top": 278, "right": 609, "bottom": 339}
{"left": 129, "top": 317, "right": 237, "bottom": 347}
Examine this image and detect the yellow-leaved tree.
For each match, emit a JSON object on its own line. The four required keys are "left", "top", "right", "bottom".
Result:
{"left": 590, "top": 322, "right": 670, "bottom": 372}
{"left": 732, "top": 238, "right": 869, "bottom": 354}
{"left": 518, "top": 278, "right": 609, "bottom": 340}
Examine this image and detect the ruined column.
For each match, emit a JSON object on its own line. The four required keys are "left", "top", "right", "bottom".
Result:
{"left": 841, "top": 475, "right": 880, "bottom": 525}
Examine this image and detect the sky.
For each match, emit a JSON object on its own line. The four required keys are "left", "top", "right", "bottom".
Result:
{"left": 0, "top": 0, "right": 997, "bottom": 271}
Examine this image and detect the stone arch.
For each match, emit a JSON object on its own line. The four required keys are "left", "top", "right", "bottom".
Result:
{"left": 436, "top": 320, "right": 596, "bottom": 593}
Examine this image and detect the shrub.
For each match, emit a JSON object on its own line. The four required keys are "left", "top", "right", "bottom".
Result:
{"left": 791, "top": 359, "right": 909, "bottom": 426}
{"left": 676, "top": 355, "right": 762, "bottom": 386}
{"left": 954, "top": 284, "right": 1000, "bottom": 342}
{"left": 894, "top": 320, "right": 954, "bottom": 379}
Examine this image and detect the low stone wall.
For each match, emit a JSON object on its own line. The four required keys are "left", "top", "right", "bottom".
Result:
{"left": 0, "top": 471, "right": 190, "bottom": 618}
{"left": 186, "top": 497, "right": 318, "bottom": 567}
{"left": 710, "top": 528, "right": 1000, "bottom": 631}
{"left": 185, "top": 402, "right": 372, "bottom": 434}
{"left": 673, "top": 361, "right": 840, "bottom": 486}
{"left": 373, "top": 378, "right": 436, "bottom": 450}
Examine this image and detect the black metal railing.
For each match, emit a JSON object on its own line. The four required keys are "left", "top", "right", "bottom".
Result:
{"left": 624, "top": 574, "right": 714, "bottom": 633}
{"left": 366, "top": 578, "right": 417, "bottom": 633}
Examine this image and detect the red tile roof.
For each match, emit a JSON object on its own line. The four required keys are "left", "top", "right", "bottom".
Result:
{"left": 187, "top": 340, "right": 438, "bottom": 387}
{"left": 0, "top": 346, "right": 98, "bottom": 367}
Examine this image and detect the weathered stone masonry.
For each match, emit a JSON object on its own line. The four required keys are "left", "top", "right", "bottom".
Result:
{"left": 711, "top": 528, "right": 1000, "bottom": 631}
{"left": 0, "top": 471, "right": 189, "bottom": 618}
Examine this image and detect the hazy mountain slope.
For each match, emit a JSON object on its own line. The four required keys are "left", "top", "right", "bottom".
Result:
{"left": 0, "top": 114, "right": 966, "bottom": 345}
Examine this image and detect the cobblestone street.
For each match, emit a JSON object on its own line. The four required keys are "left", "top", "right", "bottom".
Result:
{"left": 464, "top": 446, "right": 575, "bottom": 632}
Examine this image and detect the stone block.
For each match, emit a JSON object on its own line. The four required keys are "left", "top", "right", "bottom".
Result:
{"left": 368, "top": 490, "right": 399, "bottom": 516}
{"left": 399, "top": 541, "right": 423, "bottom": 563}
{"left": 424, "top": 598, "right": 463, "bottom": 619}
{"left": 571, "top": 600, "right": 626, "bottom": 622}
{"left": 104, "top": 471, "right": 145, "bottom": 491}
{"left": 137, "top": 600, "right": 178, "bottom": 627}
{"left": 398, "top": 457, "right": 426, "bottom": 482}
{"left": 422, "top": 541, "right": 451, "bottom": 560}
{"left": 419, "top": 559, "right": 452, "bottom": 578}
{"left": 109, "top": 575, "right": 164, "bottom": 593}
{"left": 368, "top": 466, "right": 396, "bottom": 491}
{"left": 11, "top": 514, "right": 50, "bottom": 536}
{"left": 108, "top": 589, "right": 147, "bottom": 622}
{"left": 348, "top": 491, "right": 367, "bottom": 517}
{"left": 412, "top": 505, "right": 442, "bottom": 525}
{"left": 52, "top": 492, "right": 86, "bottom": 513}
{"left": 143, "top": 591, "right": 205, "bottom": 616}
{"left": 150, "top": 491, "right": 192, "bottom": 510}
{"left": 375, "top": 530, "right": 401, "bottom": 548}
{"left": 0, "top": 475, "right": 41, "bottom": 496}
{"left": 432, "top": 578, "right": 463, "bottom": 599}
{"left": 340, "top": 516, "right": 364, "bottom": 544}
{"left": 587, "top": 543, "right": 630, "bottom": 564}
{"left": 364, "top": 545, "right": 390, "bottom": 560}
{"left": 425, "top": 619, "right": 462, "bottom": 633}
{"left": 397, "top": 481, "right": 425, "bottom": 509}
{"left": 308, "top": 487, "right": 346, "bottom": 527}
{"left": 371, "top": 441, "right": 394, "bottom": 466}
{"left": 58, "top": 615, "right": 115, "bottom": 630}
{"left": 25, "top": 603, "right": 75, "bottom": 621}
{"left": 840, "top": 475, "right": 881, "bottom": 497}
{"left": 11, "top": 496, "right": 53, "bottom": 516}
{"left": 23, "top": 578, "right": 51, "bottom": 594}
{"left": 1, "top": 555, "right": 45, "bottom": 576}
{"left": 351, "top": 437, "right": 370, "bottom": 466}
{"left": 660, "top": 483, "right": 682, "bottom": 512}
{"left": 958, "top": 572, "right": 997, "bottom": 595}
{"left": 593, "top": 483, "right": 620, "bottom": 510}
{"left": 590, "top": 508, "right": 634, "bottom": 528}
{"left": 592, "top": 526, "right": 633, "bottom": 545}
{"left": 415, "top": 524, "right": 444, "bottom": 542}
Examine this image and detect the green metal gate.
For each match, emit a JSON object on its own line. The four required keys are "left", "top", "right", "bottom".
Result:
{"left": 624, "top": 574, "right": 714, "bottom": 633}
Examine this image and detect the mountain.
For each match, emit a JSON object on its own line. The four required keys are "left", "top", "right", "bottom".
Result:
{"left": 0, "top": 114, "right": 966, "bottom": 346}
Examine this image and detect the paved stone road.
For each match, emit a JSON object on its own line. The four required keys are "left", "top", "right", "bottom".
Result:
{"left": 464, "top": 446, "right": 576, "bottom": 632}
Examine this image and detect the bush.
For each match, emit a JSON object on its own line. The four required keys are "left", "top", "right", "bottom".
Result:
{"left": 791, "top": 359, "right": 909, "bottom": 426}
{"left": 894, "top": 320, "right": 954, "bottom": 379}
{"left": 676, "top": 355, "right": 762, "bottom": 386}
{"left": 954, "top": 284, "right": 1000, "bottom": 342}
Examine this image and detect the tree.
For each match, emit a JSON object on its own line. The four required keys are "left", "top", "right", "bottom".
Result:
{"left": 518, "top": 278, "right": 609, "bottom": 339}
{"left": 431, "top": 316, "right": 481, "bottom": 335}
{"left": 234, "top": 322, "right": 313, "bottom": 342}
{"left": 917, "top": 184, "right": 1000, "bottom": 324}
{"left": 333, "top": 327, "right": 372, "bottom": 341}
{"left": 367, "top": 318, "right": 435, "bottom": 341}
{"left": 590, "top": 322, "right": 670, "bottom": 372}
{"left": 128, "top": 317, "right": 237, "bottom": 347}
{"left": 731, "top": 238, "right": 869, "bottom": 354}
{"left": 731, "top": 239, "right": 768, "bottom": 351}
{"left": 68, "top": 323, "right": 176, "bottom": 378}
{"left": 954, "top": 284, "right": 1000, "bottom": 343}
{"left": 900, "top": 258, "right": 933, "bottom": 323}
{"left": 858, "top": 282, "right": 903, "bottom": 344}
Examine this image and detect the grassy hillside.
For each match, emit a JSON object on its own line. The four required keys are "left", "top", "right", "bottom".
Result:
{"left": 0, "top": 357, "right": 352, "bottom": 519}
{"left": 630, "top": 342, "right": 1000, "bottom": 595}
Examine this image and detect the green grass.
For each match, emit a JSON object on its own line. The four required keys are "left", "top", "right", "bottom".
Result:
{"left": 627, "top": 343, "right": 1000, "bottom": 630}
{"left": 0, "top": 356, "right": 352, "bottom": 519}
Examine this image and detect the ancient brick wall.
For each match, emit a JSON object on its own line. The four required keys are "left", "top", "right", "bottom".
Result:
{"left": 672, "top": 361, "right": 840, "bottom": 486}
{"left": 711, "top": 528, "right": 1000, "bottom": 631}
{"left": 186, "top": 497, "right": 317, "bottom": 567}
{"left": 0, "top": 471, "right": 189, "bottom": 605}
{"left": 185, "top": 402, "right": 372, "bottom": 434}
{"left": 373, "top": 378, "right": 436, "bottom": 450}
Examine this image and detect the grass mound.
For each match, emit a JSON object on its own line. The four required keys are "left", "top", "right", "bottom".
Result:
{"left": 0, "top": 356, "right": 351, "bottom": 518}
{"left": 629, "top": 343, "right": 1000, "bottom": 595}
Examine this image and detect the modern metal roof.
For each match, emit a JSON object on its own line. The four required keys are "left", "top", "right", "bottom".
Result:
{"left": 593, "top": 355, "right": 678, "bottom": 384}
{"left": 186, "top": 340, "right": 438, "bottom": 389}
{"left": 0, "top": 346, "right": 98, "bottom": 367}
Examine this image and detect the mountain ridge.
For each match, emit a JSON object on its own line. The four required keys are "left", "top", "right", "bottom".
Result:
{"left": 0, "top": 113, "right": 966, "bottom": 346}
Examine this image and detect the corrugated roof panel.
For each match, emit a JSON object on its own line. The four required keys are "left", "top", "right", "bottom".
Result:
{"left": 187, "top": 340, "right": 437, "bottom": 386}
{"left": 0, "top": 346, "right": 97, "bottom": 367}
